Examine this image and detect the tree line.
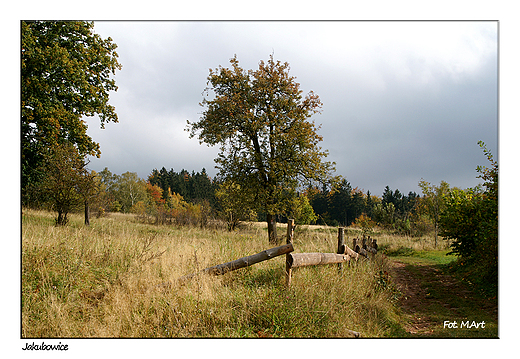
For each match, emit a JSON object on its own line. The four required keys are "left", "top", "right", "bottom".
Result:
{"left": 54, "top": 163, "right": 427, "bottom": 235}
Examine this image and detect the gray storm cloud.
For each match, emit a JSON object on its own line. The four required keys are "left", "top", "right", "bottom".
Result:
{"left": 87, "top": 21, "right": 497, "bottom": 196}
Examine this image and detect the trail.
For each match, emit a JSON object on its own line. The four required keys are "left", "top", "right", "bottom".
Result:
{"left": 388, "top": 260, "right": 498, "bottom": 337}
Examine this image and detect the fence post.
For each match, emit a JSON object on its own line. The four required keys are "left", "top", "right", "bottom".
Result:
{"left": 285, "top": 219, "right": 294, "bottom": 287}
{"left": 337, "top": 227, "right": 345, "bottom": 272}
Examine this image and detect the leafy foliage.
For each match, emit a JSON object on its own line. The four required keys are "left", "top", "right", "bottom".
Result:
{"left": 21, "top": 21, "right": 121, "bottom": 205}
{"left": 439, "top": 141, "right": 498, "bottom": 292}
{"left": 215, "top": 180, "right": 257, "bottom": 231}
{"left": 417, "top": 180, "right": 450, "bottom": 246}
{"left": 354, "top": 213, "right": 376, "bottom": 237}
{"left": 37, "top": 143, "right": 93, "bottom": 225}
{"left": 440, "top": 187, "right": 484, "bottom": 258}
{"left": 307, "top": 179, "right": 368, "bottom": 227}
{"left": 187, "top": 54, "right": 337, "bottom": 241}
{"left": 148, "top": 167, "right": 217, "bottom": 207}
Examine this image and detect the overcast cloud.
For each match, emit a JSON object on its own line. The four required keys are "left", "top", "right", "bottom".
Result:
{"left": 85, "top": 21, "right": 497, "bottom": 196}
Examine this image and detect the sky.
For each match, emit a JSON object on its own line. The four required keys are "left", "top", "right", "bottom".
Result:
{"left": 85, "top": 21, "right": 498, "bottom": 197}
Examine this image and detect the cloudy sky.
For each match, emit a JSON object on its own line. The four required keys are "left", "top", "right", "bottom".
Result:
{"left": 86, "top": 21, "right": 498, "bottom": 196}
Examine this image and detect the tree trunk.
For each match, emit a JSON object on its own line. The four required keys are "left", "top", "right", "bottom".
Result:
{"left": 84, "top": 200, "right": 90, "bottom": 226}
{"left": 56, "top": 210, "right": 68, "bottom": 226}
{"left": 267, "top": 213, "right": 278, "bottom": 244}
{"left": 434, "top": 223, "right": 438, "bottom": 248}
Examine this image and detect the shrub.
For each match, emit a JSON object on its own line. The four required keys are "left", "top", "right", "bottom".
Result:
{"left": 438, "top": 141, "right": 497, "bottom": 292}
{"left": 354, "top": 213, "right": 375, "bottom": 237}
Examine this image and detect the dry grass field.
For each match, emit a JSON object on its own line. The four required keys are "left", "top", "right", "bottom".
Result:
{"left": 22, "top": 209, "right": 406, "bottom": 338}
{"left": 22, "top": 209, "right": 497, "bottom": 339}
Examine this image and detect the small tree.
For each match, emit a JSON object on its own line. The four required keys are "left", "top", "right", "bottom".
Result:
{"left": 77, "top": 168, "right": 100, "bottom": 225}
{"left": 115, "top": 172, "right": 148, "bottom": 213}
{"left": 418, "top": 179, "right": 450, "bottom": 247}
{"left": 39, "top": 144, "right": 88, "bottom": 225}
{"left": 287, "top": 194, "right": 317, "bottom": 225}
{"left": 215, "top": 180, "right": 256, "bottom": 231}
{"left": 354, "top": 213, "right": 376, "bottom": 237}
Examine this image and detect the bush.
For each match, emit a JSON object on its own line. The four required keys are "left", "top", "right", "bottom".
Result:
{"left": 438, "top": 141, "right": 497, "bottom": 293}
{"left": 354, "top": 213, "right": 375, "bottom": 237}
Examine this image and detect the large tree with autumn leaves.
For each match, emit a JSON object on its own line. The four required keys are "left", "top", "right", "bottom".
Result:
{"left": 188, "top": 55, "right": 337, "bottom": 243}
{"left": 21, "top": 21, "right": 121, "bottom": 205}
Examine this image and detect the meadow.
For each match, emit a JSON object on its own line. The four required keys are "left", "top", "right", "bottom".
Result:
{"left": 22, "top": 209, "right": 495, "bottom": 338}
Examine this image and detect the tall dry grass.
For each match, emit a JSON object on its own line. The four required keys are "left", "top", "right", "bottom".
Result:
{"left": 22, "top": 209, "right": 407, "bottom": 338}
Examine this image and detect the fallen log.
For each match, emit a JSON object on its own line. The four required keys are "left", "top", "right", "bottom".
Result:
{"left": 178, "top": 243, "right": 294, "bottom": 282}
{"left": 287, "top": 252, "right": 350, "bottom": 269}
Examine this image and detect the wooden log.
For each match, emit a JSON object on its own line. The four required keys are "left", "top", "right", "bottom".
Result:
{"left": 286, "top": 219, "right": 294, "bottom": 287}
{"left": 286, "top": 219, "right": 295, "bottom": 243}
{"left": 179, "top": 243, "right": 294, "bottom": 282}
{"left": 359, "top": 248, "right": 369, "bottom": 258}
{"left": 337, "top": 227, "right": 345, "bottom": 272}
{"left": 287, "top": 252, "right": 350, "bottom": 268}
{"left": 205, "top": 243, "right": 294, "bottom": 275}
{"left": 344, "top": 245, "right": 359, "bottom": 261}
{"left": 366, "top": 246, "right": 377, "bottom": 254}
{"left": 337, "top": 227, "right": 345, "bottom": 253}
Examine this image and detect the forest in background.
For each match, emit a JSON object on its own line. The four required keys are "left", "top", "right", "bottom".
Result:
{"left": 40, "top": 164, "right": 426, "bottom": 234}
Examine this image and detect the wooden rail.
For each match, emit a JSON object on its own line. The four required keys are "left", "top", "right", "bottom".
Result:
{"left": 285, "top": 228, "right": 378, "bottom": 287}
{"left": 172, "top": 222, "right": 377, "bottom": 291}
{"left": 177, "top": 243, "right": 294, "bottom": 283}
{"left": 288, "top": 252, "right": 351, "bottom": 268}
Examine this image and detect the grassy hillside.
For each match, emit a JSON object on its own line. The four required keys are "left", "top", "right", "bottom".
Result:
{"left": 22, "top": 209, "right": 405, "bottom": 338}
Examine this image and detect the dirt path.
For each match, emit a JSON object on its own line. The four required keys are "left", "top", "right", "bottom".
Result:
{"left": 388, "top": 260, "right": 498, "bottom": 337}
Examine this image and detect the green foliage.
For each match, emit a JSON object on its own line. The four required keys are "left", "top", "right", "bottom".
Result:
{"left": 95, "top": 169, "right": 149, "bottom": 213}
{"left": 440, "top": 187, "right": 483, "bottom": 258}
{"left": 354, "top": 213, "right": 376, "bottom": 237}
{"left": 307, "top": 179, "right": 376, "bottom": 227}
{"left": 418, "top": 180, "right": 450, "bottom": 246}
{"left": 37, "top": 143, "right": 94, "bottom": 225}
{"left": 22, "top": 21, "right": 121, "bottom": 205}
{"left": 372, "top": 202, "right": 396, "bottom": 227}
{"left": 286, "top": 195, "right": 317, "bottom": 225}
{"left": 187, "top": 54, "right": 337, "bottom": 241}
{"left": 438, "top": 142, "right": 498, "bottom": 293}
{"left": 116, "top": 172, "right": 148, "bottom": 213}
{"left": 148, "top": 167, "right": 217, "bottom": 206}
{"left": 215, "top": 180, "right": 257, "bottom": 231}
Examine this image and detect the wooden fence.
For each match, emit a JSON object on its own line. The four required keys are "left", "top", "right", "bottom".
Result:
{"left": 173, "top": 219, "right": 378, "bottom": 288}
{"left": 168, "top": 220, "right": 375, "bottom": 337}
{"left": 285, "top": 223, "right": 378, "bottom": 286}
